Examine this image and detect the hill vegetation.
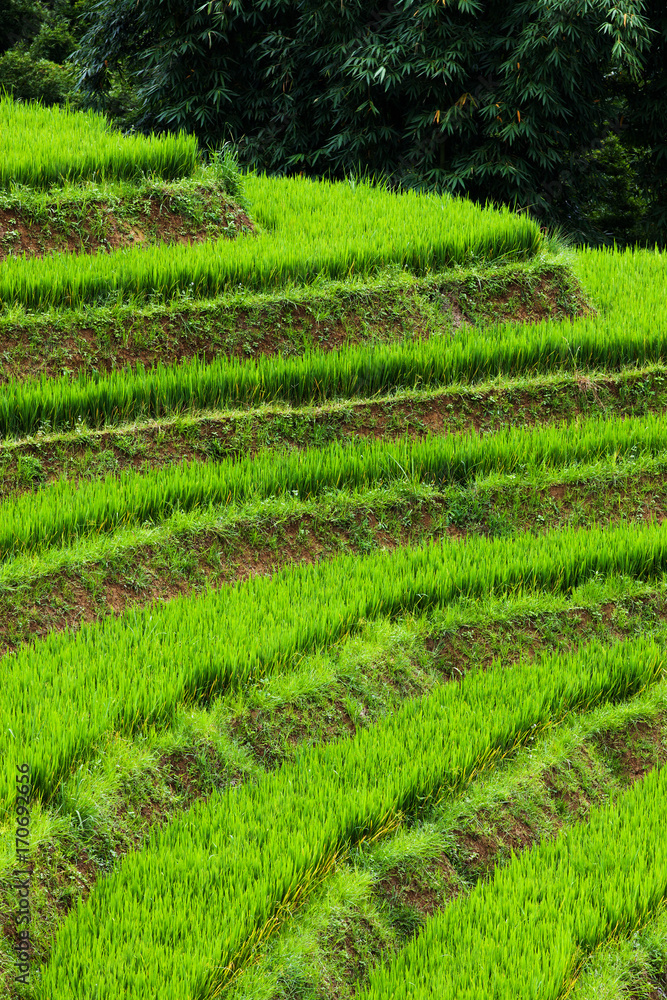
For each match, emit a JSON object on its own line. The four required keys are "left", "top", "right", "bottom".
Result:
{"left": 2, "top": 1, "right": 666, "bottom": 247}
{"left": 0, "top": 90, "right": 666, "bottom": 1000}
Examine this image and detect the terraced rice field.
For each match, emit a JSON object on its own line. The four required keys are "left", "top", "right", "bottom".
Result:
{"left": 1, "top": 97, "right": 667, "bottom": 999}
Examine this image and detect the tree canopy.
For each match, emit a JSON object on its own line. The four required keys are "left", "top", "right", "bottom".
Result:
{"left": 74, "top": 0, "right": 665, "bottom": 241}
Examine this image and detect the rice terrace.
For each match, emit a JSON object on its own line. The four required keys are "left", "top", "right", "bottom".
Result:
{"left": 3, "top": 80, "right": 667, "bottom": 1000}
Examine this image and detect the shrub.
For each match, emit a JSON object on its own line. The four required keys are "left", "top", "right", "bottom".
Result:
{"left": 29, "top": 18, "right": 76, "bottom": 63}
{"left": 0, "top": 46, "right": 75, "bottom": 105}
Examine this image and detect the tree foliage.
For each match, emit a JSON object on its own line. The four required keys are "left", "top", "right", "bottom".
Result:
{"left": 611, "top": 2, "right": 667, "bottom": 238}
{"left": 0, "top": 0, "right": 85, "bottom": 105}
{"left": 1, "top": 0, "right": 84, "bottom": 55}
{"left": 0, "top": 45, "right": 74, "bottom": 103}
{"left": 74, "top": 1, "right": 663, "bottom": 241}
{"left": 0, "top": 0, "right": 43, "bottom": 53}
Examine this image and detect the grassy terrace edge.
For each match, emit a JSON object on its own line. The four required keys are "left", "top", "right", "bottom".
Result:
{"left": 39, "top": 635, "right": 664, "bottom": 998}
{"left": 228, "top": 673, "right": 667, "bottom": 1000}
{"left": 0, "top": 250, "right": 580, "bottom": 390}
{"left": 0, "top": 360, "right": 665, "bottom": 506}
{"left": 8, "top": 247, "right": 667, "bottom": 438}
{"left": 0, "top": 408, "right": 664, "bottom": 560}
{"left": 4, "top": 518, "right": 667, "bottom": 813}
{"left": 0, "top": 441, "right": 666, "bottom": 655}
{"left": 357, "top": 728, "right": 667, "bottom": 1000}
{"left": 3, "top": 575, "right": 666, "bottom": 995}
{"left": 0, "top": 174, "right": 542, "bottom": 310}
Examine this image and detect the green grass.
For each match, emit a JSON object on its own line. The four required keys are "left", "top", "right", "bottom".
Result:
{"left": 0, "top": 408, "right": 665, "bottom": 560}
{"left": 0, "top": 172, "right": 542, "bottom": 309}
{"left": 39, "top": 634, "right": 663, "bottom": 999}
{"left": 0, "top": 96, "right": 200, "bottom": 189}
{"left": 2, "top": 247, "right": 665, "bottom": 438}
{"left": 572, "top": 907, "right": 667, "bottom": 998}
{"left": 358, "top": 733, "right": 667, "bottom": 1000}
{"left": 0, "top": 251, "right": 584, "bottom": 390}
{"left": 0, "top": 442, "right": 666, "bottom": 656}
{"left": 3, "top": 575, "right": 661, "bottom": 995}
{"left": 5, "top": 517, "right": 667, "bottom": 812}
{"left": 228, "top": 673, "right": 667, "bottom": 1000}
{"left": 2, "top": 359, "right": 667, "bottom": 506}
{"left": 1, "top": 159, "right": 667, "bottom": 999}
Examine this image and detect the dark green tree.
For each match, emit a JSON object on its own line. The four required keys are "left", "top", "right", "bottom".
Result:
{"left": 74, "top": 0, "right": 661, "bottom": 237}
{"left": 612, "top": 3, "right": 667, "bottom": 242}
{"left": 0, "top": 0, "right": 43, "bottom": 53}
{"left": 0, "top": 0, "right": 86, "bottom": 104}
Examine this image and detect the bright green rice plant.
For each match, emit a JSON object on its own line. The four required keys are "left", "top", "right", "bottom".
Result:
{"left": 4, "top": 519, "right": 667, "bottom": 816}
{"left": 0, "top": 95, "right": 199, "bottom": 188}
{"left": 0, "top": 247, "right": 663, "bottom": 437}
{"left": 39, "top": 635, "right": 663, "bottom": 999}
{"left": 0, "top": 409, "right": 665, "bottom": 560}
{"left": 0, "top": 172, "right": 541, "bottom": 308}
{"left": 359, "top": 754, "right": 667, "bottom": 1000}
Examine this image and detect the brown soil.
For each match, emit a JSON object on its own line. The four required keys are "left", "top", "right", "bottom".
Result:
{"left": 2, "top": 364, "right": 663, "bottom": 505}
{"left": 0, "top": 188, "right": 253, "bottom": 261}
{"left": 1, "top": 579, "right": 664, "bottom": 997}
{"left": 645, "top": 973, "right": 667, "bottom": 1000}
{"left": 594, "top": 718, "right": 667, "bottom": 782}
{"left": 432, "top": 603, "right": 624, "bottom": 678}
{"left": 365, "top": 713, "right": 667, "bottom": 992}
{"left": 0, "top": 267, "right": 589, "bottom": 386}
{"left": 0, "top": 502, "right": 458, "bottom": 656}
{"left": 2, "top": 456, "right": 667, "bottom": 662}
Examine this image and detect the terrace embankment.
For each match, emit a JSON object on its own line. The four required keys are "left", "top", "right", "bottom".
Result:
{"left": 265, "top": 708, "right": 667, "bottom": 1000}
{"left": 1, "top": 118, "right": 665, "bottom": 997}
{"left": 0, "top": 257, "right": 588, "bottom": 384}
{"left": 1, "top": 586, "right": 666, "bottom": 998}
{"left": 0, "top": 176, "right": 253, "bottom": 261}
{"left": 1, "top": 448, "right": 667, "bottom": 655}
{"left": 0, "top": 364, "right": 664, "bottom": 500}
